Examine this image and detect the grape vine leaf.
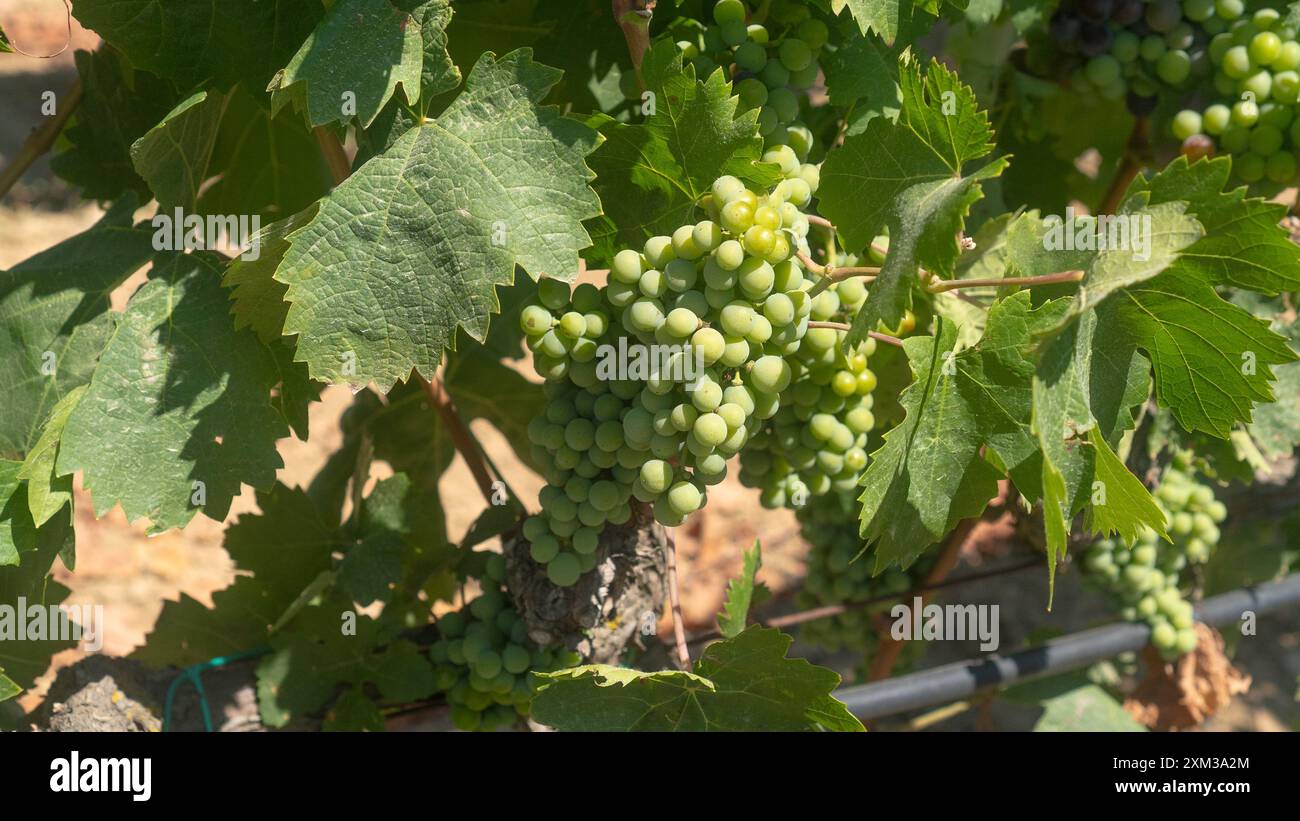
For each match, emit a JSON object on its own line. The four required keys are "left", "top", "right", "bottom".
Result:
{"left": 49, "top": 50, "right": 182, "bottom": 203}
{"left": 1003, "top": 673, "right": 1147, "bottom": 732}
{"left": 583, "top": 39, "right": 780, "bottom": 263}
{"left": 224, "top": 484, "right": 338, "bottom": 603}
{"left": 0, "top": 198, "right": 155, "bottom": 456}
{"left": 393, "top": 0, "right": 461, "bottom": 109}
{"left": 222, "top": 207, "right": 320, "bottom": 344}
{"left": 256, "top": 604, "right": 435, "bottom": 728}
{"left": 1125, "top": 157, "right": 1300, "bottom": 295}
{"left": 339, "top": 475, "right": 413, "bottom": 606}
{"left": 857, "top": 321, "right": 1002, "bottom": 571}
{"left": 0, "top": 23, "right": 10, "bottom": 53}
{"left": 1247, "top": 319, "right": 1300, "bottom": 459}
{"left": 1082, "top": 427, "right": 1168, "bottom": 545}
{"left": 531, "top": 627, "right": 864, "bottom": 731}
{"left": 1032, "top": 306, "right": 1161, "bottom": 600}
{"left": 1104, "top": 274, "right": 1297, "bottom": 439}
{"left": 1091, "top": 159, "right": 1300, "bottom": 438}
{"left": 274, "top": 49, "right": 601, "bottom": 390}
{"left": 270, "top": 0, "right": 424, "bottom": 129}
{"left": 130, "top": 90, "right": 229, "bottom": 213}
{"left": 821, "top": 26, "right": 899, "bottom": 114}
{"left": 717, "top": 540, "right": 768, "bottom": 639}
{"left": 71, "top": 0, "right": 324, "bottom": 93}
{"left": 323, "top": 687, "right": 386, "bottom": 732}
{"left": 831, "top": 0, "right": 964, "bottom": 47}
{"left": 135, "top": 483, "right": 340, "bottom": 667}
{"left": 16, "top": 387, "right": 84, "bottom": 530}
{"left": 820, "top": 57, "right": 1007, "bottom": 345}
{"left": 444, "top": 0, "right": 629, "bottom": 115}
{"left": 196, "top": 90, "right": 334, "bottom": 223}
{"left": 0, "top": 464, "right": 76, "bottom": 696}
{"left": 57, "top": 253, "right": 289, "bottom": 533}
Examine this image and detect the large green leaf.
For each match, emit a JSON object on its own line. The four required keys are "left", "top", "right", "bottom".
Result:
{"left": 821, "top": 25, "right": 900, "bottom": 113}
{"left": 224, "top": 484, "right": 338, "bottom": 603}
{"left": 0, "top": 199, "right": 155, "bottom": 456}
{"left": 1032, "top": 306, "right": 1159, "bottom": 600}
{"left": 131, "top": 90, "right": 229, "bottom": 213}
{"left": 0, "top": 463, "right": 76, "bottom": 696}
{"left": 256, "top": 604, "right": 434, "bottom": 727}
{"left": 49, "top": 50, "right": 182, "bottom": 202}
{"left": 444, "top": 0, "right": 628, "bottom": 114}
{"left": 270, "top": 0, "right": 424, "bottom": 128}
{"left": 71, "top": 0, "right": 324, "bottom": 93}
{"left": 820, "top": 57, "right": 1006, "bottom": 343}
{"left": 1126, "top": 157, "right": 1300, "bottom": 295}
{"left": 1105, "top": 274, "right": 1296, "bottom": 438}
{"left": 583, "top": 39, "right": 777, "bottom": 264}
{"left": 197, "top": 91, "right": 333, "bottom": 223}
{"left": 274, "top": 49, "right": 601, "bottom": 390}
{"left": 57, "top": 253, "right": 289, "bottom": 533}
{"left": 531, "top": 627, "right": 864, "bottom": 731}
{"left": 857, "top": 321, "right": 1002, "bottom": 571}
{"left": 16, "top": 387, "right": 84, "bottom": 530}
{"left": 222, "top": 207, "right": 320, "bottom": 344}
{"left": 1247, "top": 319, "right": 1300, "bottom": 459}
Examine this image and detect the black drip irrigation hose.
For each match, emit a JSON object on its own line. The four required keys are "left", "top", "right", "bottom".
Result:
{"left": 833, "top": 573, "right": 1300, "bottom": 722}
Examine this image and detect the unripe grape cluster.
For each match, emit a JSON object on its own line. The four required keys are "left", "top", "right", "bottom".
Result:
{"left": 738, "top": 286, "right": 878, "bottom": 508}
{"left": 427, "top": 555, "right": 580, "bottom": 731}
{"left": 1045, "top": 2, "right": 1300, "bottom": 184}
{"left": 518, "top": 172, "right": 821, "bottom": 586}
{"left": 1080, "top": 456, "right": 1227, "bottom": 660}
{"left": 678, "top": 0, "right": 829, "bottom": 154}
{"left": 1170, "top": 5, "right": 1300, "bottom": 183}
{"left": 1050, "top": 0, "right": 1211, "bottom": 111}
{"left": 794, "top": 491, "right": 936, "bottom": 664}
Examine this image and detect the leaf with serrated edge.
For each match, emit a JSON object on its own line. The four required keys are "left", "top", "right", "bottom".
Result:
{"left": 532, "top": 627, "right": 863, "bottom": 731}
{"left": 858, "top": 321, "right": 1002, "bottom": 571}
{"left": 71, "top": 0, "right": 323, "bottom": 93}
{"left": 270, "top": 0, "right": 424, "bottom": 128}
{"left": 275, "top": 49, "right": 601, "bottom": 390}
{"left": 718, "top": 540, "right": 766, "bottom": 638}
{"left": 17, "top": 387, "right": 84, "bottom": 528}
{"left": 1084, "top": 428, "right": 1167, "bottom": 544}
{"left": 130, "top": 90, "right": 229, "bottom": 212}
{"left": 0, "top": 198, "right": 155, "bottom": 455}
{"left": 820, "top": 57, "right": 1006, "bottom": 344}
{"left": 1105, "top": 271, "right": 1297, "bottom": 438}
{"left": 58, "top": 254, "right": 288, "bottom": 533}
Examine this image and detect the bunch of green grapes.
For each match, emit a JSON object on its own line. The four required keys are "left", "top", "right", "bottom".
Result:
{"left": 794, "top": 491, "right": 936, "bottom": 666}
{"left": 1080, "top": 455, "right": 1228, "bottom": 660}
{"left": 517, "top": 171, "right": 820, "bottom": 586}
{"left": 1170, "top": 5, "right": 1300, "bottom": 182}
{"left": 428, "top": 554, "right": 580, "bottom": 731}
{"left": 1049, "top": 0, "right": 1212, "bottom": 110}
{"left": 676, "top": 0, "right": 829, "bottom": 154}
{"left": 737, "top": 284, "right": 878, "bottom": 508}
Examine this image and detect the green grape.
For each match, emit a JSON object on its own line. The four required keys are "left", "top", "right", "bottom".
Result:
{"left": 1249, "top": 31, "right": 1283, "bottom": 64}
{"left": 1215, "top": 0, "right": 1245, "bottom": 20}
{"left": 547, "top": 553, "right": 582, "bottom": 587}
{"left": 664, "top": 307, "right": 700, "bottom": 338}
{"left": 1157, "top": 49, "right": 1192, "bottom": 84}
{"left": 779, "top": 38, "right": 812, "bottom": 72}
{"left": 1237, "top": 151, "right": 1267, "bottom": 180}
{"left": 1202, "top": 103, "right": 1232, "bottom": 134}
{"left": 520, "top": 304, "right": 553, "bottom": 336}
{"left": 667, "top": 480, "right": 704, "bottom": 515}
{"left": 1172, "top": 109, "right": 1203, "bottom": 140}
{"left": 1266, "top": 151, "right": 1296, "bottom": 182}
{"left": 714, "top": 0, "right": 746, "bottom": 25}
{"left": 749, "top": 355, "right": 792, "bottom": 393}
{"left": 1085, "top": 54, "right": 1122, "bottom": 86}
{"left": 1221, "top": 44, "right": 1252, "bottom": 78}
{"left": 735, "top": 40, "right": 766, "bottom": 71}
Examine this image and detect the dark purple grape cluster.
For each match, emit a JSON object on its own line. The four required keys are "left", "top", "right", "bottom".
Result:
{"left": 1047, "top": 0, "right": 1213, "bottom": 115}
